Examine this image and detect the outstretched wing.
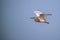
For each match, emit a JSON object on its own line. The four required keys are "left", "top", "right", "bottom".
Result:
{"left": 34, "top": 10, "right": 42, "bottom": 17}
{"left": 35, "top": 13, "right": 40, "bottom": 17}
{"left": 40, "top": 14, "right": 52, "bottom": 19}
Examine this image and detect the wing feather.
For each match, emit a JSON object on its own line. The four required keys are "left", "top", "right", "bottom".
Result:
{"left": 40, "top": 14, "right": 52, "bottom": 19}
{"left": 34, "top": 11, "right": 42, "bottom": 17}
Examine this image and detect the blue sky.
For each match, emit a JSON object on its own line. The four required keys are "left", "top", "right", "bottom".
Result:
{"left": 2, "top": 0, "right": 60, "bottom": 40}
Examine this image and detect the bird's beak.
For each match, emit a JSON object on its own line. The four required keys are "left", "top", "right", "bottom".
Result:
{"left": 30, "top": 17, "right": 35, "bottom": 19}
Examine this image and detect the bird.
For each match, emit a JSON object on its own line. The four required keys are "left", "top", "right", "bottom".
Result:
{"left": 31, "top": 10, "right": 52, "bottom": 24}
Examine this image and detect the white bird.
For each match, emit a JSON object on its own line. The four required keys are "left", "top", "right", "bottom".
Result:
{"left": 31, "top": 10, "right": 52, "bottom": 24}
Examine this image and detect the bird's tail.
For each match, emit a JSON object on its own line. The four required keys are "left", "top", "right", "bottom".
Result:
{"left": 45, "top": 22, "right": 49, "bottom": 24}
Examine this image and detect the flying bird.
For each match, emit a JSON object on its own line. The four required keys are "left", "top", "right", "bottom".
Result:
{"left": 31, "top": 10, "right": 52, "bottom": 24}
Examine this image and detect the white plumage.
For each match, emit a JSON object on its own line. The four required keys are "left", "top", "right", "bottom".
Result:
{"left": 31, "top": 10, "right": 52, "bottom": 24}
{"left": 34, "top": 10, "right": 42, "bottom": 17}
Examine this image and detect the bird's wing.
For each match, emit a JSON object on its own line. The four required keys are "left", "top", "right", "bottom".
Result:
{"left": 34, "top": 11, "right": 42, "bottom": 17}
{"left": 40, "top": 14, "right": 52, "bottom": 19}
{"left": 35, "top": 13, "right": 40, "bottom": 17}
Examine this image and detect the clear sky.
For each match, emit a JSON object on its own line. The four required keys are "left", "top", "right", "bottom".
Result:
{"left": 1, "top": 0, "right": 60, "bottom": 40}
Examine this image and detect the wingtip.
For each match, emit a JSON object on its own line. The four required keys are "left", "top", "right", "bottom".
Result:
{"left": 48, "top": 14, "right": 52, "bottom": 15}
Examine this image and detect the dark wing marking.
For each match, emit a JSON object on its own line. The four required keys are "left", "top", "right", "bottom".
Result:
{"left": 40, "top": 14, "right": 52, "bottom": 19}
{"left": 45, "top": 14, "right": 52, "bottom": 15}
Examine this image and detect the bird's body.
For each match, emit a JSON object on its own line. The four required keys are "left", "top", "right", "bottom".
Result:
{"left": 31, "top": 10, "right": 52, "bottom": 24}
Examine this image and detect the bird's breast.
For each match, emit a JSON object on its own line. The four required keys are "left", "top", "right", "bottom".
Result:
{"left": 34, "top": 18, "right": 40, "bottom": 22}
{"left": 40, "top": 19, "right": 46, "bottom": 23}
